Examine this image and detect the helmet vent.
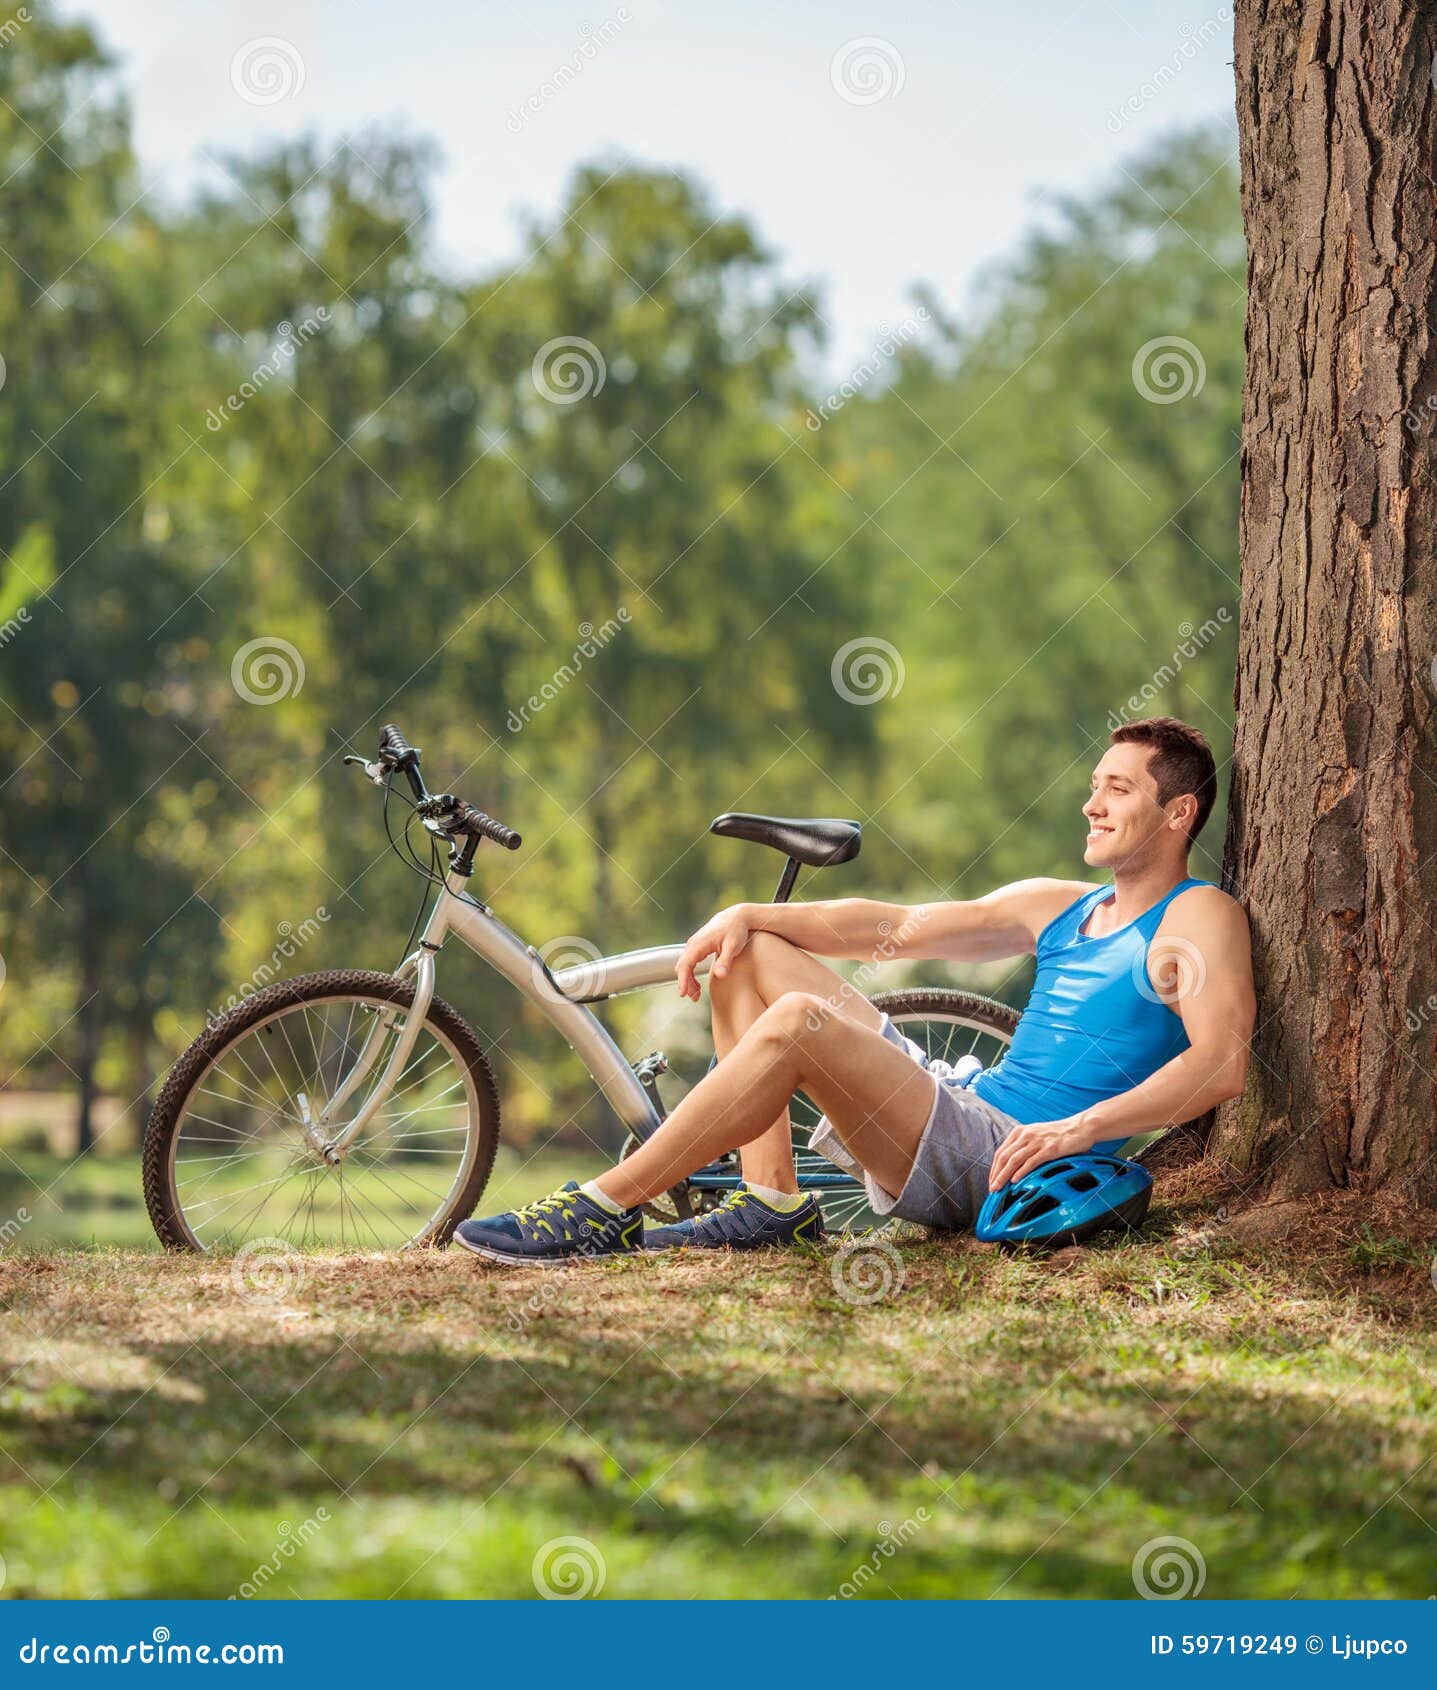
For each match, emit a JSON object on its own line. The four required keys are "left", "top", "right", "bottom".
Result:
{"left": 1066, "top": 1171, "right": 1100, "bottom": 1193}
{"left": 1014, "top": 1194, "right": 1061, "bottom": 1223}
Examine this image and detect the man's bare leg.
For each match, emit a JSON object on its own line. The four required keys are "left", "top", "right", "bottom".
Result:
{"left": 707, "top": 933, "right": 887, "bottom": 1192}
{"left": 593, "top": 989, "right": 935, "bottom": 1210}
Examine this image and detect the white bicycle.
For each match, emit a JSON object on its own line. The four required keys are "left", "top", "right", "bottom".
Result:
{"left": 143, "top": 724, "right": 1019, "bottom": 1251}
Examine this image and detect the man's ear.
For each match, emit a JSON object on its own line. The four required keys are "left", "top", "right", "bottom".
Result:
{"left": 1168, "top": 793, "right": 1198, "bottom": 834}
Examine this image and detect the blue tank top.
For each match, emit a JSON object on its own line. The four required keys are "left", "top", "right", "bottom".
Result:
{"left": 970, "top": 877, "right": 1213, "bottom": 1146}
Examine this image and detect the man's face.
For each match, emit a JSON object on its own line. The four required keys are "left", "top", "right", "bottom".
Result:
{"left": 1082, "top": 743, "right": 1186, "bottom": 868}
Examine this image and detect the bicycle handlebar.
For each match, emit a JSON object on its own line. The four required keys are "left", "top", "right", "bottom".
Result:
{"left": 371, "top": 723, "right": 522, "bottom": 853}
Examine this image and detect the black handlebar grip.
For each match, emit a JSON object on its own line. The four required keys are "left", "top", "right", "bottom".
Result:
{"left": 483, "top": 816, "right": 523, "bottom": 851}
{"left": 378, "top": 723, "right": 412, "bottom": 759}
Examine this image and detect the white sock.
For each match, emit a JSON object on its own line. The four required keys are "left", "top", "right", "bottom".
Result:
{"left": 744, "top": 1180, "right": 806, "bottom": 1212}
{"left": 579, "top": 1179, "right": 627, "bottom": 1214}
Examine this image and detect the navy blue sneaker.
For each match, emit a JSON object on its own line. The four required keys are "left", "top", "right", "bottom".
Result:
{"left": 454, "top": 1181, "right": 644, "bottom": 1267}
{"left": 645, "top": 1187, "right": 824, "bottom": 1251}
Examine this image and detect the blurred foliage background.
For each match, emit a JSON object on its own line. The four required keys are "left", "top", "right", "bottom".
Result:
{"left": 0, "top": 6, "right": 1242, "bottom": 1215}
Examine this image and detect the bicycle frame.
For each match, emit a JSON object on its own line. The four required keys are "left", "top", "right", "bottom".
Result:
{"left": 318, "top": 867, "right": 696, "bottom": 1158}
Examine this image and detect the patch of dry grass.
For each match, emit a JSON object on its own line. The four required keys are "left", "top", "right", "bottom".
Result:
{"left": 0, "top": 1192, "right": 1433, "bottom": 1598}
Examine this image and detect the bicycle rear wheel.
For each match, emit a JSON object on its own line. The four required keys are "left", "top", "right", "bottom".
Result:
{"left": 794, "top": 986, "right": 1019, "bottom": 1234}
{"left": 143, "top": 970, "right": 501, "bottom": 1252}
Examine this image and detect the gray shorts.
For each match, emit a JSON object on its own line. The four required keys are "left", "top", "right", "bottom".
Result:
{"left": 806, "top": 1013, "right": 1019, "bottom": 1231}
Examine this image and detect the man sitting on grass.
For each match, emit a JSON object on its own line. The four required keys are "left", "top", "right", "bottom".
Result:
{"left": 455, "top": 715, "right": 1255, "bottom": 1266}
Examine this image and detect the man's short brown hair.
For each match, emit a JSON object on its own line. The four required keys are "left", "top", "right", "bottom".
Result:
{"left": 1109, "top": 716, "right": 1217, "bottom": 845}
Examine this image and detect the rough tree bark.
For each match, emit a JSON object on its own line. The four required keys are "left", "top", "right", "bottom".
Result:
{"left": 1217, "top": 2, "right": 1437, "bottom": 1201}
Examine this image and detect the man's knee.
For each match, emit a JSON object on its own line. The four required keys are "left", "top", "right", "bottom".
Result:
{"left": 711, "top": 930, "right": 803, "bottom": 1000}
{"left": 758, "top": 990, "right": 835, "bottom": 1046}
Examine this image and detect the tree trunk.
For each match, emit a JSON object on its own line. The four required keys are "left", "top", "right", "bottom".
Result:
{"left": 1217, "top": 1, "right": 1437, "bottom": 1201}
{"left": 74, "top": 923, "right": 103, "bottom": 1157}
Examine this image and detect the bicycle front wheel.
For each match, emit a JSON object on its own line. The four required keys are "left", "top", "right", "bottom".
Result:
{"left": 143, "top": 969, "right": 501, "bottom": 1253}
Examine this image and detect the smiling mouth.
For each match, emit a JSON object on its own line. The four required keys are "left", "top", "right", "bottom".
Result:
{"left": 1087, "top": 824, "right": 1114, "bottom": 838}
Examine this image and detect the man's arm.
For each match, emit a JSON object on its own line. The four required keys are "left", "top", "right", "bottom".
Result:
{"left": 987, "top": 887, "right": 1255, "bottom": 1189}
{"left": 675, "top": 879, "right": 1097, "bottom": 1000}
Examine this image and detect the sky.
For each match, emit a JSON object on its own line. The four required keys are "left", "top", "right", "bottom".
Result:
{"left": 64, "top": 0, "right": 1237, "bottom": 371}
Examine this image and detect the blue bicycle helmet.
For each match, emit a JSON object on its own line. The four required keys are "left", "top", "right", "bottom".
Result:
{"left": 975, "top": 1154, "right": 1152, "bottom": 1247}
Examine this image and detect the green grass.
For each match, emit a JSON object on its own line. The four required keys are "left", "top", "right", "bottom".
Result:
{"left": 1, "top": 1198, "right": 1433, "bottom": 1599}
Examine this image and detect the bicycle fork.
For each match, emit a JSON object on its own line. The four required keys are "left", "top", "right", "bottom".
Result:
{"left": 310, "top": 948, "right": 437, "bottom": 1161}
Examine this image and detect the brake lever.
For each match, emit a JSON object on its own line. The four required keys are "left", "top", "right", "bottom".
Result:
{"left": 342, "top": 754, "right": 389, "bottom": 787}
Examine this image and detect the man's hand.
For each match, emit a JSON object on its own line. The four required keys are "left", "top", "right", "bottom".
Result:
{"left": 675, "top": 905, "right": 753, "bottom": 1001}
{"left": 987, "top": 1115, "right": 1096, "bottom": 1192}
